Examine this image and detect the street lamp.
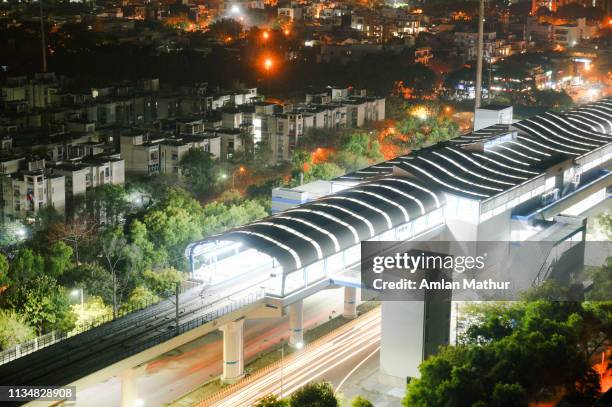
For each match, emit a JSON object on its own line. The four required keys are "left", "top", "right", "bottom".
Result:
{"left": 263, "top": 339, "right": 286, "bottom": 399}
{"left": 263, "top": 58, "right": 273, "bottom": 95}
{"left": 264, "top": 58, "right": 273, "bottom": 72}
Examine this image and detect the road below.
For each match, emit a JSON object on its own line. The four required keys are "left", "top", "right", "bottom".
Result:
{"left": 76, "top": 288, "right": 345, "bottom": 407}
{"left": 205, "top": 307, "right": 381, "bottom": 407}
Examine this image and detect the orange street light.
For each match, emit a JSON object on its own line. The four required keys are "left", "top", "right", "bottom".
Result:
{"left": 262, "top": 31, "right": 269, "bottom": 40}
{"left": 264, "top": 58, "right": 273, "bottom": 71}
{"left": 283, "top": 29, "right": 290, "bottom": 35}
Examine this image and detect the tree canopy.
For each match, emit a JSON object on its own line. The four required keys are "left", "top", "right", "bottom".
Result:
{"left": 406, "top": 284, "right": 612, "bottom": 407}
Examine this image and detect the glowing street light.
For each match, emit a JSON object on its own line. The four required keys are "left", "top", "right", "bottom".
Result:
{"left": 262, "top": 31, "right": 269, "bottom": 40}
{"left": 230, "top": 4, "right": 240, "bottom": 13}
{"left": 264, "top": 58, "right": 273, "bottom": 71}
{"left": 15, "top": 227, "right": 26, "bottom": 240}
{"left": 411, "top": 105, "right": 429, "bottom": 121}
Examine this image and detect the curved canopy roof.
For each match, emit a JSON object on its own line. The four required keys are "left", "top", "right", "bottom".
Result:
{"left": 186, "top": 97, "right": 612, "bottom": 272}
{"left": 188, "top": 177, "right": 444, "bottom": 271}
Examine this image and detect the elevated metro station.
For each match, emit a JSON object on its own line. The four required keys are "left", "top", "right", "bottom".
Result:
{"left": 186, "top": 96, "right": 612, "bottom": 383}
{"left": 2, "top": 97, "right": 611, "bottom": 406}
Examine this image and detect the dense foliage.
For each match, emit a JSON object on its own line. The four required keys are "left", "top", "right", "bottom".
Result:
{"left": 405, "top": 274, "right": 612, "bottom": 407}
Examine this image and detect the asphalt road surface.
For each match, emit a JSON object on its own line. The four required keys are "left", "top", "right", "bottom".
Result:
{"left": 207, "top": 307, "right": 381, "bottom": 407}
{"left": 76, "top": 288, "right": 346, "bottom": 407}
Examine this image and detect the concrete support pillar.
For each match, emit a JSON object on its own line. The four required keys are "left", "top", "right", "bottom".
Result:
{"left": 343, "top": 286, "right": 358, "bottom": 319}
{"left": 379, "top": 301, "right": 425, "bottom": 386}
{"left": 288, "top": 300, "right": 303, "bottom": 348}
{"left": 120, "top": 368, "right": 137, "bottom": 407}
{"left": 379, "top": 300, "right": 451, "bottom": 386}
{"left": 220, "top": 318, "right": 245, "bottom": 383}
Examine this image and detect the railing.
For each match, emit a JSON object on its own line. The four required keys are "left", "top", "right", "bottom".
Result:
{"left": 0, "top": 279, "right": 205, "bottom": 366}
{"left": 112, "top": 290, "right": 265, "bottom": 363}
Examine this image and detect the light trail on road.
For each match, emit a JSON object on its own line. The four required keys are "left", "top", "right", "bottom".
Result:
{"left": 202, "top": 308, "right": 381, "bottom": 407}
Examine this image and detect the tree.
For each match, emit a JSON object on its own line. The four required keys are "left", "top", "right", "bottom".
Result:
{"left": 385, "top": 95, "right": 408, "bottom": 121}
{"left": 307, "top": 162, "right": 345, "bottom": 182}
{"left": 531, "top": 90, "right": 574, "bottom": 111}
{"left": 93, "top": 184, "right": 130, "bottom": 226}
{"left": 129, "top": 220, "right": 168, "bottom": 273}
{"left": 121, "top": 286, "right": 160, "bottom": 312}
{"left": 68, "top": 263, "right": 114, "bottom": 306}
{"left": 99, "top": 228, "right": 131, "bottom": 317}
{"left": 593, "top": 213, "right": 612, "bottom": 240}
{"left": 45, "top": 241, "right": 73, "bottom": 279}
{"left": 201, "top": 199, "right": 268, "bottom": 236}
{"left": 143, "top": 268, "right": 185, "bottom": 296}
{"left": 341, "top": 132, "right": 371, "bottom": 157}
{"left": 72, "top": 296, "right": 113, "bottom": 329}
{"left": 207, "top": 18, "right": 243, "bottom": 41}
{"left": 5, "top": 275, "right": 76, "bottom": 334}
{"left": 0, "top": 220, "right": 28, "bottom": 247}
{"left": 351, "top": 396, "right": 374, "bottom": 407}
{"left": 48, "top": 218, "right": 97, "bottom": 265}
{"left": 407, "top": 298, "right": 610, "bottom": 407}
{"left": 179, "top": 149, "right": 217, "bottom": 196}
{"left": 585, "top": 259, "right": 612, "bottom": 302}
{"left": 254, "top": 141, "right": 274, "bottom": 167}
{"left": 334, "top": 151, "right": 370, "bottom": 172}
{"left": 289, "top": 381, "right": 338, "bottom": 407}
{"left": 255, "top": 395, "right": 287, "bottom": 407}
{"left": 9, "top": 248, "right": 44, "bottom": 284}
{"left": 142, "top": 187, "right": 205, "bottom": 268}
{"left": 0, "top": 310, "right": 35, "bottom": 350}
{"left": 0, "top": 253, "right": 10, "bottom": 290}
{"left": 292, "top": 149, "right": 312, "bottom": 172}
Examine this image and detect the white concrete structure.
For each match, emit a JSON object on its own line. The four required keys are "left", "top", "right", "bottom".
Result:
{"left": 219, "top": 319, "right": 245, "bottom": 383}
{"left": 288, "top": 301, "right": 304, "bottom": 348}
{"left": 474, "top": 105, "right": 514, "bottom": 131}
{"left": 343, "top": 287, "right": 358, "bottom": 319}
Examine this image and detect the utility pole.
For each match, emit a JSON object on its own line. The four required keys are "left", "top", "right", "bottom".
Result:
{"left": 39, "top": 0, "right": 47, "bottom": 73}
{"left": 474, "top": 0, "right": 485, "bottom": 109}
{"left": 175, "top": 283, "right": 180, "bottom": 335}
{"left": 279, "top": 342, "right": 284, "bottom": 399}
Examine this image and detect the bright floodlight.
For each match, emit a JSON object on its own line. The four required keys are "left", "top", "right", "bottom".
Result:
{"left": 295, "top": 341, "right": 304, "bottom": 349}
{"left": 230, "top": 4, "right": 240, "bottom": 13}
{"left": 71, "top": 289, "right": 80, "bottom": 297}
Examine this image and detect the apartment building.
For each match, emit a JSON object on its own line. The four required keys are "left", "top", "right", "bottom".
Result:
{"left": 159, "top": 135, "right": 221, "bottom": 175}
{"left": 1, "top": 160, "right": 65, "bottom": 219}
{"left": 120, "top": 133, "right": 163, "bottom": 176}
{"left": 253, "top": 89, "right": 385, "bottom": 162}
{"left": 54, "top": 155, "right": 125, "bottom": 197}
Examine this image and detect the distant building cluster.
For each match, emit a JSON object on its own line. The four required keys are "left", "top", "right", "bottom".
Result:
{"left": 0, "top": 73, "right": 384, "bottom": 220}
